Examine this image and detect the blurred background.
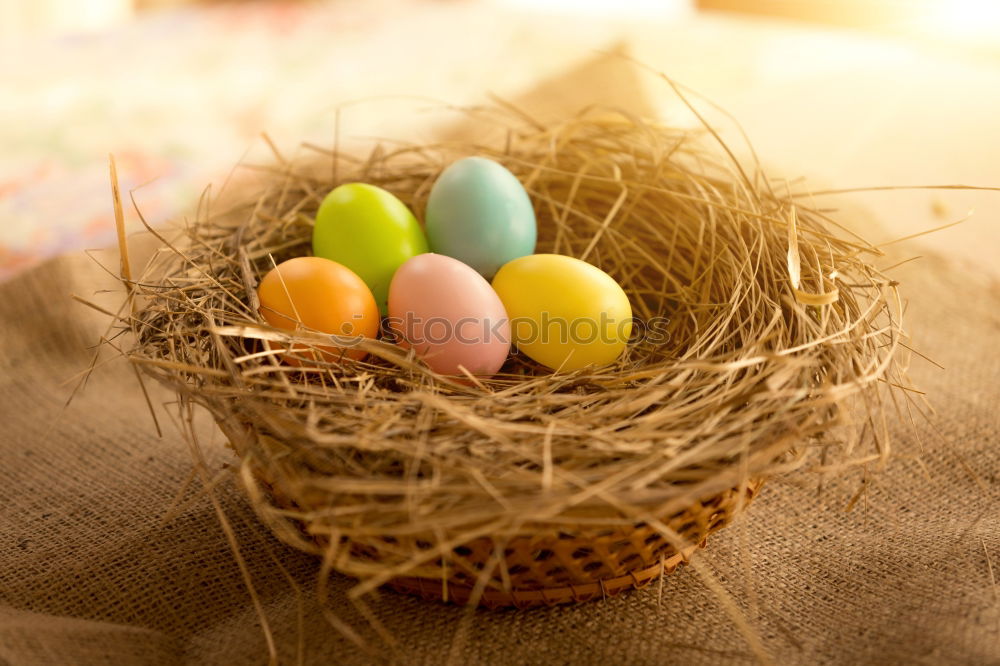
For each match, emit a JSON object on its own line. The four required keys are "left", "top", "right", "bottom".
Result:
{"left": 2, "top": 0, "right": 998, "bottom": 279}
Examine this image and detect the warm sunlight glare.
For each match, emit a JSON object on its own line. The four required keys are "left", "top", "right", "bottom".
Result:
{"left": 912, "top": 0, "right": 1000, "bottom": 40}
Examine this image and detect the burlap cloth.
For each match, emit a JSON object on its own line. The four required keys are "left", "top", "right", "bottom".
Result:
{"left": 2, "top": 58, "right": 999, "bottom": 665}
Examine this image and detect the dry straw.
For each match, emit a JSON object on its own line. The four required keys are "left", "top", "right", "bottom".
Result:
{"left": 113, "top": 97, "right": 913, "bottom": 629}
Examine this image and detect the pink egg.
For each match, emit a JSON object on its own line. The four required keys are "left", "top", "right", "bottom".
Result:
{"left": 388, "top": 253, "right": 510, "bottom": 376}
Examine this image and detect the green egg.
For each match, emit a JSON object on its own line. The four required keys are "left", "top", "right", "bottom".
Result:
{"left": 312, "top": 183, "right": 428, "bottom": 315}
{"left": 425, "top": 157, "right": 536, "bottom": 279}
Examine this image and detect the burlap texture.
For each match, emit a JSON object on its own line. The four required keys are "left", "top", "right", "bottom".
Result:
{"left": 2, "top": 236, "right": 998, "bottom": 666}
{"left": 2, "top": 56, "right": 999, "bottom": 665}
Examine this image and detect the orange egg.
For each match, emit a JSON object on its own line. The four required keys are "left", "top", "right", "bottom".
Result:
{"left": 257, "top": 256, "right": 379, "bottom": 363}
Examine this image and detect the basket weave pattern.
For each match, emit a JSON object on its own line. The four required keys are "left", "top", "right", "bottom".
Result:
{"left": 384, "top": 482, "right": 761, "bottom": 608}
{"left": 249, "top": 448, "right": 761, "bottom": 608}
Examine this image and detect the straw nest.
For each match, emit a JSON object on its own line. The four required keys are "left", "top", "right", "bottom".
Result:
{"left": 122, "top": 104, "right": 908, "bottom": 607}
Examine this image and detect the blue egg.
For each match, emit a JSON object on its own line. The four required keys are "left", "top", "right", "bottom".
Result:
{"left": 425, "top": 157, "right": 537, "bottom": 278}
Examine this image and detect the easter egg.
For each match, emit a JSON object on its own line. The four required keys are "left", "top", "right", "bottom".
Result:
{"left": 388, "top": 253, "right": 510, "bottom": 376}
{"left": 425, "top": 157, "right": 536, "bottom": 279}
{"left": 257, "top": 256, "right": 379, "bottom": 363}
{"left": 313, "top": 183, "right": 429, "bottom": 314}
{"left": 491, "top": 254, "right": 632, "bottom": 372}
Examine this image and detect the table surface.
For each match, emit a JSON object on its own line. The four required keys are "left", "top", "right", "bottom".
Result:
{"left": 1, "top": 0, "right": 997, "bottom": 279}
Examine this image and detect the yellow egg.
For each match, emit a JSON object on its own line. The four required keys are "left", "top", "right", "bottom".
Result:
{"left": 257, "top": 256, "right": 379, "bottom": 364}
{"left": 491, "top": 254, "right": 632, "bottom": 371}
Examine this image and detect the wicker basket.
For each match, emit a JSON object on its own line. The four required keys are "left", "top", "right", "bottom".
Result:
{"left": 239, "top": 432, "right": 762, "bottom": 609}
